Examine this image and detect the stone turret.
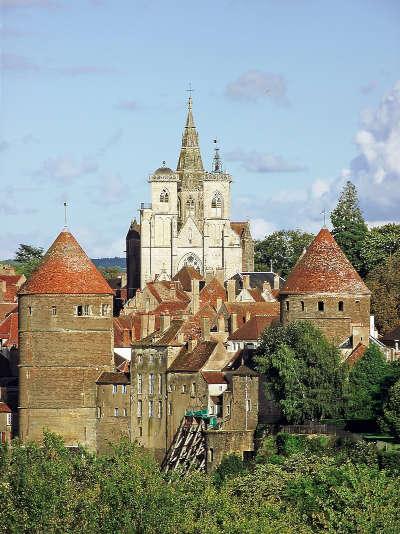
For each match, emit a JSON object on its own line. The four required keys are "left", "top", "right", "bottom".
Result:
{"left": 280, "top": 228, "right": 371, "bottom": 347}
{"left": 18, "top": 229, "right": 114, "bottom": 449}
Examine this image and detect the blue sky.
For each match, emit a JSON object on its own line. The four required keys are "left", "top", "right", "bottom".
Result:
{"left": 1, "top": 0, "right": 400, "bottom": 258}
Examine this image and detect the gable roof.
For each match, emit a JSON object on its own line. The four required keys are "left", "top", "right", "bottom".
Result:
{"left": 19, "top": 230, "right": 113, "bottom": 295}
{"left": 281, "top": 228, "right": 370, "bottom": 295}
{"left": 199, "top": 277, "right": 226, "bottom": 308}
{"left": 0, "top": 402, "right": 12, "bottom": 413}
{"left": 172, "top": 266, "right": 203, "bottom": 292}
{"left": 201, "top": 371, "right": 227, "bottom": 384}
{"left": 346, "top": 343, "right": 367, "bottom": 367}
{"left": 232, "top": 364, "right": 259, "bottom": 377}
{"left": 169, "top": 341, "right": 218, "bottom": 372}
{"left": 228, "top": 315, "right": 278, "bottom": 341}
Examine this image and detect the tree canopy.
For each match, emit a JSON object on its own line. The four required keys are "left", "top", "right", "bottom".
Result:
{"left": 330, "top": 181, "right": 368, "bottom": 274}
{"left": 255, "top": 321, "right": 344, "bottom": 423}
{"left": 381, "top": 379, "right": 400, "bottom": 440}
{"left": 361, "top": 223, "right": 400, "bottom": 274}
{"left": 344, "top": 344, "right": 397, "bottom": 421}
{"left": 366, "top": 252, "right": 400, "bottom": 334}
{"left": 14, "top": 244, "right": 44, "bottom": 279}
{"left": 254, "top": 229, "right": 314, "bottom": 277}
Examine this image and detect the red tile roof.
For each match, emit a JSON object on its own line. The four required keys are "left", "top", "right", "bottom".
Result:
{"left": 96, "top": 371, "right": 130, "bottom": 385}
{"left": 113, "top": 317, "right": 133, "bottom": 347}
{"left": 0, "top": 274, "right": 24, "bottom": 302}
{"left": 223, "top": 302, "right": 280, "bottom": 328}
{"left": 0, "top": 312, "right": 18, "bottom": 348}
{"left": 199, "top": 278, "right": 226, "bottom": 308}
{"left": 201, "top": 371, "right": 227, "bottom": 384}
{"left": 169, "top": 341, "right": 218, "bottom": 372}
{"left": 247, "top": 288, "right": 264, "bottom": 302}
{"left": 228, "top": 314, "right": 278, "bottom": 341}
{"left": 281, "top": 228, "right": 370, "bottom": 295}
{"left": 346, "top": 343, "right": 367, "bottom": 367}
{"left": 19, "top": 230, "right": 113, "bottom": 295}
{"left": 172, "top": 266, "right": 203, "bottom": 292}
{"left": 0, "top": 303, "right": 18, "bottom": 322}
{"left": 0, "top": 402, "right": 12, "bottom": 413}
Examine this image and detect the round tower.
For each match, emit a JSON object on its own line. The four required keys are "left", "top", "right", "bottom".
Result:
{"left": 18, "top": 229, "right": 114, "bottom": 449}
{"left": 280, "top": 228, "right": 371, "bottom": 347}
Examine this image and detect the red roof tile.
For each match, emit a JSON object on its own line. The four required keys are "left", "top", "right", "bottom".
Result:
{"left": 281, "top": 228, "right": 370, "bottom": 295}
{"left": 172, "top": 266, "right": 203, "bottom": 292}
{"left": 201, "top": 371, "right": 227, "bottom": 384}
{"left": 0, "top": 303, "right": 18, "bottom": 322}
{"left": 0, "top": 402, "right": 12, "bottom": 413}
{"left": 247, "top": 288, "right": 264, "bottom": 302}
{"left": 223, "top": 302, "right": 280, "bottom": 328}
{"left": 0, "top": 312, "right": 18, "bottom": 347}
{"left": 199, "top": 278, "right": 226, "bottom": 308}
{"left": 169, "top": 341, "right": 218, "bottom": 372}
{"left": 228, "top": 314, "right": 278, "bottom": 341}
{"left": 0, "top": 274, "right": 24, "bottom": 302}
{"left": 346, "top": 343, "right": 367, "bottom": 367}
{"left": 19, "top": 230, "right": 113, "bottom": 295}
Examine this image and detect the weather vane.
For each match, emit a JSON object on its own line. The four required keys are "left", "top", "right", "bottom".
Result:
{"left": 64, "top": 201, "right": 68, "bottom": 228}
{"left": 321, "top": 208, "right": 327, "bottom": 228}
{"left": 186, "top": 82, "right": 194, "bottom": 96}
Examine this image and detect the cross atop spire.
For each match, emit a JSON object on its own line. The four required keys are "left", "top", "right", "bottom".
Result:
{"left": 177, "top": 92, "right": 204, "bottom": 174}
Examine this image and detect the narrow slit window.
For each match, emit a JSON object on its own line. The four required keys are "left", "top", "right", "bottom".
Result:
{"left": 301, "top": 301, "right": 305, "bottom": 312}
{"left": 286, "top": 301, "right": 290, "bottom": 311}
{"left": 318, "top": 301, "right": 324, "bottom": 312}
{"left": 51, "top": 306, "right": 57, "bottom": 316}
{"left": 338, "top": 301, "right": 344, "bottom": 312}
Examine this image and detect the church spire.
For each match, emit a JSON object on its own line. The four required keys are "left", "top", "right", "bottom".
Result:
{"left": 177, "top": 95, "right": 204, "bottom": 173}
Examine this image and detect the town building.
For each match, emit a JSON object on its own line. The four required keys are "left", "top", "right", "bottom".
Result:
{"left": 126, "top": 97, "right": 254, "bottom": 296}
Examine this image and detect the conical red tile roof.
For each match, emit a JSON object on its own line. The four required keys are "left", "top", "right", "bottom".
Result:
{"left": 281, "top": 228, "right": 370, "bottom": 295}
{"left": 19, "top": 230, "right": 113, "bottom": 295}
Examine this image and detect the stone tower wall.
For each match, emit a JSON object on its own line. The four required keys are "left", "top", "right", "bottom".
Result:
{"left": 280, "top": 293, "right": 370, "bottom": 344}
{"left": 19, "top": 293, "right": 113, "bottom": 449}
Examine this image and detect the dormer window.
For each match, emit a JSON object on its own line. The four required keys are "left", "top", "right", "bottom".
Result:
{"left": 160, "top": 189, "right": 169, "bottom": 203}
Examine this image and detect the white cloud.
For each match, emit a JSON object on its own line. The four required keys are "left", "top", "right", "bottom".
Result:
{"left": 226, "top": 148, "right": 306, "bottom": 173}
{"left": 91, "top": 174, "right": 129, "bottom": 206}
{"left": 36, "top": 155, "right": 98, "bottom": 183}
{"left": 250, "top": 218, "right": 276, "bottom": 239}
{"left": 226, "top": 70, "right": 289, "bottom": 105}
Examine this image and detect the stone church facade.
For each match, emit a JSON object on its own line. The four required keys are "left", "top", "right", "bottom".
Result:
{"left": 126, "top": 97, "right": 254, "bottom": 297}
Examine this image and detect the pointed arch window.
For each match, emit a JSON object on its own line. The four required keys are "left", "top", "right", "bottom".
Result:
{"left": 211, "top": 191, "right": 223, "bottom": 217}
{"left": 186, "top": 196, "right": 195, "bottom": 217}
{"left": 160, "top": 189, "right": 169, "bottom": 203}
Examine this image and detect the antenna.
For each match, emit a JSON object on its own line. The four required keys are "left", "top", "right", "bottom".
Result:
{"left": 186, "top": 82, "right": 194, "bottom": 97}
{"left": 63, "top": 202, "right": 68, "bottom": 228}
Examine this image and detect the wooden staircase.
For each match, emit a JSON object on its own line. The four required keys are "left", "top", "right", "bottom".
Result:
{"left": 162, "top": 416, "right": 207, "bottom": 474}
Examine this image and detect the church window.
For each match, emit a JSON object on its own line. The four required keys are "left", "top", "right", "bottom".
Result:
{"left": 211, "top": 191, "right": 223, "bottom": 217}
{"left": 148, "top": 400, "right": 154, "bottom": 418}
{"left": 338, "top": 301, "right": 344, "bottom": 312}
{"left": 137, "top": 400, "right": 142, "bottom": 418}
{"left": 186, "top": 196, "right": 195, "bottom": 217}
{"left": 160, "top": 189, "right": 169, "bottom": 203}
{"left": 318, "top": 301, "right": 324, "bottom": 312}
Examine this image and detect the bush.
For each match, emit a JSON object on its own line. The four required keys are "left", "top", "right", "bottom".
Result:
{"left": 213, "top": 454, "right": 246, "bottom": 487}
{"left": 379, "top": 450, "right": 400, "bottom": 475}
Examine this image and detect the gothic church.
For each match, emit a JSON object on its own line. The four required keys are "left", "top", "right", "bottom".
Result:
{"left": 126, "top": 97, "right": 254, "bottom": 297}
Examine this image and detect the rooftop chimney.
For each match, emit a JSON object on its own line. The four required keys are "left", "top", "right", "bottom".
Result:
{"left": 243, "top": 274, "right": 250, "bottom": 289}
{"left": 160, "top": 313, "right": 171, "bottom": 332}
{"left": 188, "top": 338, "right": 198, "bottom": 352}
{"left": 227, "top": 279, "right": 236, "bottom": 302}
{"left": 217, "top": 314, "right": 225, "bottom": 333}
{"left": 201, "top": 316, "right": 210, "bottom": 341}
{"left": 190, "top": 279, "right": 200, "bottom": 315}
{"left": 216, "top": 297, "right": 222, "bottom": 311}
{"left": 140, "top": 315, "right": 148, "bottom": 339}
{"left": 231, "top": 312, "right": 238, "bottom": 333}
{"left": 273, "top": 274, "right": 280, "bottom": 290}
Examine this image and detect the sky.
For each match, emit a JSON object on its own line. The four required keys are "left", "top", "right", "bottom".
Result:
{"left": 1, "top": 0, "right": 400, "bottom": 258}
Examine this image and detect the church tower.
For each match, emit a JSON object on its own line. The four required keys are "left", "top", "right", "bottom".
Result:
{"left": 18, "top": 229, "right": 114, "bottom": 449}
{"left": 131, "top": 96, "right": 253, "bottom": 288}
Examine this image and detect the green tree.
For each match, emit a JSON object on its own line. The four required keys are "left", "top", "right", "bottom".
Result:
{"left": 14, "top": 244, "right": 44, "bottom": 279}
{"left": 381, "top": 380, "right": 400, "bottom": 440}
{"left": 366, "top": 252, "right": 400, "bottom": 334}
{"left": 98, "top": 266, "right": 124, "bottom": 280}
{"left": 361, "top": 223, "right": 400, "bottom": 274}
{"left": 330, "top": 181, "right": 368, "bottom": 274}
{"left": 255, "top": 322, "right": 345, "bottom": 423}
{"left": 254, "top": 229, "right": 314, "bottom": 277}
{"left": 345, "top": 344, "right": 395, "bottom": 421}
